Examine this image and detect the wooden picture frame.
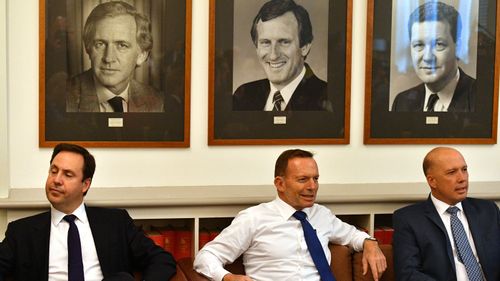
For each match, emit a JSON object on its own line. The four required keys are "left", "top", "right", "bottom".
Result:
{"left": 39, "top": 0, "right": 191, "bottom": 147}
{"left": 364, "top": 0, "right": 499, "bottom": 144}
{"left": 208, "top": 0, "right": 352, "bottom": 145}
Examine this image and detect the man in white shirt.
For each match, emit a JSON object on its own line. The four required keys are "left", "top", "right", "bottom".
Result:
{"left": 0, "top": 143, "right": 176, "bottom": 281}
{"left": 393, "top": 147, "right": 500, "bottom": 280}
{"left": 194, "top": 149, "right": 387, "bottom": 281}
{"left": 391, "top": 2, "right": 476, "bottom": 112}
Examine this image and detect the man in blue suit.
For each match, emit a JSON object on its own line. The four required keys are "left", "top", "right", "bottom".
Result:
{"left": 393, "top": 147, "right": 499, "bottom": 281}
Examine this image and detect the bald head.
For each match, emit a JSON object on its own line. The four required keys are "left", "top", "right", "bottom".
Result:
{"left": 423, "top": 147, "right": 469, "bottom": 205}
{"left": 423, "top": 147, "right": 464, "bottom": 176}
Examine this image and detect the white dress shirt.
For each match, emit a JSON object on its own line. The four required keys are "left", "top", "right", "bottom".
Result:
{"left": 194, "top": 197, "right": 369, "bottom": 281}
{"left": 430, "top": 194, "right": 482, "bottom": 281}
{"left": 49, "top": 203, "right": 103, "bottom": 281}
{"left": 424, "top": 69, "right": 460, "bottom": 112}
{"left": 264, "top": 67, "right": 306, "bottom": 111}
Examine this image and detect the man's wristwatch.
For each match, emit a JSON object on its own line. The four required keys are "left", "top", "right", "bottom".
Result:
{"left": 365, "top": 236, "right": 378, "bottom": 242}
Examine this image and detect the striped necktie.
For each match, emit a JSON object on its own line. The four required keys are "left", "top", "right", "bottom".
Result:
{"left": 426, "top": 94, "right": 439, "bottom": 112}
{"left": 446, "top": 206, "right": 484, "bottom": 281}
{"left": 272, "top": 91, "right": 284, "bottom": 111}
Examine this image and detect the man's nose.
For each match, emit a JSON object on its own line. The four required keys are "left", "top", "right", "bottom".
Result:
{"left": 53, "top": 172, "right": 63, "bottom": 185}
{"left": 102, "top": 45, "right": 117, "bottom": 63}
{"left": 422, "top": 45, "right": 435, "bottom": 62}
{"left": 269, "top": 43, "right": 281, "bottom": 60}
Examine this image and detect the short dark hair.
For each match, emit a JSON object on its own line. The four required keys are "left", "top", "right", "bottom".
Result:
{"left": 408, "top": 2, "right": 462, "bottom": 44}
{"left": 83, "top": 1, "right": 153, "bottom": 54}
{"left": 50, "top": 143, "right": 96, "bottom": 184}
{"left": 250, "top": 0, "right": 313, "bottom": 47}
{"left": 275, "top": 149, "right": 314, "bottom": 177}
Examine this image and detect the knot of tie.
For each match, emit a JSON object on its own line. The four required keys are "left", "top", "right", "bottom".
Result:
{"left": 108, "top": 96, "right": 124, "bottom": 112}
{"left": 293, "top": 210, "right": 307, "bottom": 221}
{"left": 64, "top": 214, "right": 77, "bottom": 223}
{"left": 446, "top": 206, "right": 459, "bottom": 216}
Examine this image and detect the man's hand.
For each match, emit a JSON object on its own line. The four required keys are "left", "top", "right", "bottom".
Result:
{"left": 362, "top": 239, "right": 387, "bottom": 281}
{"left": 222, "top": 273, "right": 254, "bottom": 281}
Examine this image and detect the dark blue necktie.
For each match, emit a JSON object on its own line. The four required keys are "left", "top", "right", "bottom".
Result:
{"left": 293, "top": 211, "right": 336, "bottom": 281}
{"left": 64, "top": 215, "right": 85, "bottom": 281}
{"left": 446, "top": 207, "right": 484, "bottom": 281}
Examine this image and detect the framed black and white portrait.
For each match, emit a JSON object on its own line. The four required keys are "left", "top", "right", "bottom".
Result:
{"left": 209, "top": 0, "right": 352, "bottom": 145}
{"left": 40, "top": 0, "right": 191, "bottom": 147}
{"left": 364, "top": 0, "right": 499, "bottom": 144}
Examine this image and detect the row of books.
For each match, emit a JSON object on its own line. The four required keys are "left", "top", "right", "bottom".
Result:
{"left": 146, "top": 227, "right": 193, "bottom": 260}
{"left": 145, "top": 227, "right": 222, "bottom": 260}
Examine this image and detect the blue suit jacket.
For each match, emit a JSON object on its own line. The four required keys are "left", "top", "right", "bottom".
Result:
{"left": 232, "top": 64, "right": 332, "bottom": 111}
{"left": 393, "top": 196, "right": 500, "bottom": 281}
{"left": 0, "top": 206, "right": 176, "bottom": 281}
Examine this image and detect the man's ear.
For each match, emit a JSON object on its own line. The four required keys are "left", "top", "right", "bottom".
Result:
{"left": 82, "top": 178, "right": 91, "bottom": 194}
{"left": 426, "top": 175, "right": 436, "bottom": 189}
{"left": 300, "top": 43, "right": 312, "bottom": 57}
{"left": 274, "top": 176, "right": 285, "bottom": 192}
{"left": 136, "top": 51, "right": 149, "bottom": 66}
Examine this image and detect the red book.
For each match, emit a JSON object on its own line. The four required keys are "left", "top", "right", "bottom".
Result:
{"left": 175, "top": 229, "right": 193, "bottom": 259}
{"left": 199, "top": 228, "right": 210, "bottom": 250}
{"left": 373, "top": 227, "right": 386, "bottom": 244}
{"left": 381, "top": 227, "right": 394, "bottom": 245}
{"left": 146, "top": 231, "right": 165, "bottom": 248}
{"left": 160, "top": 227, "right": 177, "bottom": 254}
{"left": 209, "top": 229, "right": 221, "bottom": 241}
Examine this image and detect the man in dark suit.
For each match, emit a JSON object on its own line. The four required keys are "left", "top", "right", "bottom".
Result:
{"left": 232, "top": 0, "right": 332, "bottom": 112}
{"left": 393, "top": 147, "right": 499, "bottom": 281}
{"left": 391, "top": 2, "right": 476, "bottom": 112}
{"left": 0, "top": 143, "right": 176, "bottom": 281}
{"left": 66, "top": 1, "right": 165, "bottom": 113}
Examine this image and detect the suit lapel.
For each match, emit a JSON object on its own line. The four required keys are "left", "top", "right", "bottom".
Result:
{"left": 462, "top": 199, "right": 485, "bottom": 262}
{"left": 78, "top": 71, "right": 100, "bottom": 112}
{"left": 423, "top": 197, "right": 456, "bottom": 271}
{"left": 31, "top": 212, "right": 51, "bottom": 281}
{"left": 86, "top": 206, "right": 111, "bottom": 275}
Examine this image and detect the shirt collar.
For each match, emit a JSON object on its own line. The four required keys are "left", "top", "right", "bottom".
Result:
{"left": 273, "top": 196, "right": 313, "bottom": 221}
{"left": 424, "top": 68, "right": 460, "bottom": 111}
{"left": 94, "top": 76, "right": 130, "bottom": 104}
{"left": 269, "top": 66, "right": 306, "bottom": 107}
{"left": 51, "top": 202, "right": 88, "bottom": 226}
{"left": 430, "top": 193, "right": 464, "bottom": 215}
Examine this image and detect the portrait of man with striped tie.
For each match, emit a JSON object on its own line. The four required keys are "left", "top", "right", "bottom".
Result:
{"left": 232, "top": 0, "right": 333, "bottom": 112}
{"left": 391, "top": 2, "right": 476, "bottom": 112}
{"left": 393, "top": 147, "right": 500, "bottom": 281}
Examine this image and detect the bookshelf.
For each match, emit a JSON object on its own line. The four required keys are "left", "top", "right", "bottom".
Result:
{"left": 0, "top": 183, "right": 498, "bottom": 259}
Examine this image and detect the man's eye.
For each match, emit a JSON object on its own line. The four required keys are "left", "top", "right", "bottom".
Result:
{"left": 280, "top": 40, "right": 291, "bottom": 46}
{"left": 435, "top": 41, "right": 447, "bottom": 51}
{"left": 94, "top": 42, "right": 104, "bottom": 48}
{"left": 411, "top": 42, "right": 424, "bottom": 50}
{"left": 117, "top": 43, "right": 130, "bottom": 50}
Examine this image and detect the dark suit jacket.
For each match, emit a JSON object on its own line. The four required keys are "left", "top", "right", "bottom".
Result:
{"left": 232, "top": 64, "right": 332, "bottom": 111}
{"left": 393, "top": 196, "right": 500, "bottom": 281}
{"left": 66, "top": 70, "right": 165, "bottom": 112}
{"left": 0, "top": 206, "right": 176, "bottom": 281}
{"left": 391, "top": 68, "right": 476, "bottom": 112}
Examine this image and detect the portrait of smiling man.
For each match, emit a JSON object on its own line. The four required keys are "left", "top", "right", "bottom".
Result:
{"left": 391, "top": 1, "right": 476, "bottom": 112}
{"left": 66, "top": 1, "right": 165, "bottom": 113}
{"left": 232, "top": 0, "right": 332, "bottom": 112}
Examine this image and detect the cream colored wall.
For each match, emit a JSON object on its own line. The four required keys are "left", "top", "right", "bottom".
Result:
{"left": 2, "top": 0, "right": 500, "bottom": 197}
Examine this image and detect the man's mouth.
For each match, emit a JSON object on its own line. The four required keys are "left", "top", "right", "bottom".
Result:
{"left": 267, "top": 61, "right": 286, "bottom": 69}
{"left": 100, "top": 68, "right": 119, "bottom": 74}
